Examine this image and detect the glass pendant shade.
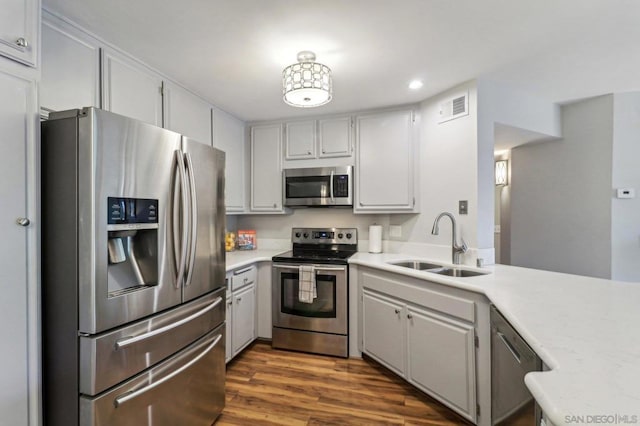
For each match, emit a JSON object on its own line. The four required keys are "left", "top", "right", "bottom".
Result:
{"left": 283, "top": 51, "right": 332, "bottom": 108}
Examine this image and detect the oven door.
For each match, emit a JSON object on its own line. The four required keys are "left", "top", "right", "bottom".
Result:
{"left": 272, "top": 263, "right": 347, "bottom": 335}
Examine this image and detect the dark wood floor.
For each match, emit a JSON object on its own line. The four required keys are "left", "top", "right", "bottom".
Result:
{"left": 216, "top": 342, "right": 469, "bottom": 425}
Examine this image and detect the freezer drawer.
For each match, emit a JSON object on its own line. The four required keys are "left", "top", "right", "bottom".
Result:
{"left": 80, "top": 287, "right": 225, "bottom": 395}
{"left": 80, "top": 325, "right": 225, "bottom": 426}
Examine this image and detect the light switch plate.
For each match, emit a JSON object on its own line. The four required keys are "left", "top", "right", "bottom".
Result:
{"left": 459, "top": 200, "right": 468, "bottom": 215}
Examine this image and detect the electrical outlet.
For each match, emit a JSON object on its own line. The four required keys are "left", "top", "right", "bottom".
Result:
{"left": 459, "top": 200, "right": 468, "bottom": 215}
{"left": 389, "top": 225, "right": 402, "bottom": 238}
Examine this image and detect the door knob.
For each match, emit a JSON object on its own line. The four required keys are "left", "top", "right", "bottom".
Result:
{"left": 16, "top": 217, "right": 30, "bottom": 227}
{"left": 15, "top": 38, "right": 29, "bottom": 48}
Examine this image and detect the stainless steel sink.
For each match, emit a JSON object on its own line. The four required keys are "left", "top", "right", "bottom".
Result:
{"left": 428, "top": 268, "right": 489, "bottom": 277}
{"left": 388, "top": 260, "right": 443, "bottom": 270}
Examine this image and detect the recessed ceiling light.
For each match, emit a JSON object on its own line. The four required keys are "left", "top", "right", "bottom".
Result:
{"left": 409, "top": 80, "right": 423, "bottom": 90}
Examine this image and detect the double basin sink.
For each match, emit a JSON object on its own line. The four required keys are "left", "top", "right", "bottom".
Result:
{"left": 388, "top": 260, "right": 489, "bottom": 277}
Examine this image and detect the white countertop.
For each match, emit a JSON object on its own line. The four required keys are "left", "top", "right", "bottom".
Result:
{"left": 349, "top": 252, "right": 640, "bottom": 425}
{"left": 225, "top": 249, "right": 286, "bottom": 271}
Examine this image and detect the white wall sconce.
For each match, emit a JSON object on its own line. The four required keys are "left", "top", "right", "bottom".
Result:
{"left": 495, "top": 160, "right": 508, "bottom": 186}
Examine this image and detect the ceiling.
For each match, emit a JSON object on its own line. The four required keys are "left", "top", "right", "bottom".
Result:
{"left": 43, "top": 0, "right": 640, "bottom": 122}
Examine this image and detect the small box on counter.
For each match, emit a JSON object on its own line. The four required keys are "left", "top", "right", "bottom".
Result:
{"left": 237, "top": 230, "right": 257, "bottom": 250}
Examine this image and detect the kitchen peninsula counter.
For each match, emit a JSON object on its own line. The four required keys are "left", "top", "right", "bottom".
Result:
{"left": 349, "top": 252, "right": 640, "bottom": 425}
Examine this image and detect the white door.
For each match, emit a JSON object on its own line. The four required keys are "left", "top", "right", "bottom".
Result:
{"left": 0, "top": 0, "right": 38, "bottom": 66}
{"left": 0, "top": 69, "right": 36, "bottom": 426}
{"left": 284, "top": 120, "right": 316, "bottom": 160}
{"left": 232, "top": 284, "right": 256, "bottom": 355}
{"left": 250, "top": 124, "right": 282, "bottom": 211}
{"left": 102, "top": 48, "right": 163, "bottom": 126}
{"left": 407, "top": 306, "right": 477, "bottom": 422}
{"left": 163, "top": 81, "right": 212, "bottom": 145}
{"left": 212, "top": 107, "right": 246, "bottom": 212}
{"left": 41, "top": 13, "right": 101, "bottom": 112}
{"left": 319, "top": 116, "right": 352, "bottom": 158}
{"left": 355, "top": 110, "right": 415, "bottom": 211}
{"left": 362, "top": 290, "right": 406, "bottom": 377}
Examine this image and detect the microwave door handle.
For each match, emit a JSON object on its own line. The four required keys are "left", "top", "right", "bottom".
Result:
{"left": 184, "top": 152, "right": 198, "bottom": 287}
{"left": 330, "top": 170, "right": 335, "bottom": 203}
{"left": 174, "top": 150, "right": 189, "bottom": 288}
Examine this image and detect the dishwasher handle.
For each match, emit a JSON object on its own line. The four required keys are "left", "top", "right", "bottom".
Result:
{"left": 497, "top": 331, "right": 521, "bottom": 364}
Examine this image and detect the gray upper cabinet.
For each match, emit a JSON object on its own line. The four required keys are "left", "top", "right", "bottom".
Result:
{"left": 355, "top": 109, "right": 417, "bottom": 213}
{"left": 284, "top": 120, "right": 316, "bottom": 160}
{"left": 212, "top": 107, "right": 247, "bottom": 213}
{"left": 163, "top": 81, "right": 212, "bottom": 145}
{"left": 283, "top": 116, "right": 353, "bottom": 164}
{"left": 41, "top": 12, "right": 100, "bottom": 113}
{"left": 250, "top": 124, "right": 283, "bottom": 212}
{"left": 102, "top": 48, "right": 163, "bottom": 127}
{"left": 318, "top": 116, "right": 352, "bottom": 158}
{"left": 0, "top": 0, "right": 38, "bottom": 66}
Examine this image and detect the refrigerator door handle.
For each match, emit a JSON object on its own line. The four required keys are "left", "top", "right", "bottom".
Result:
{"left": 113, "top": 333, "right": 223, "bottom": 407}
{"left": 114, "top": 296, "right": 223, "bottom": 350}
{"left": 174, "top": 150, "right": 190, "bottom": 288}
{"left": 184, "top": 152, "right": 198, "bottom": 287}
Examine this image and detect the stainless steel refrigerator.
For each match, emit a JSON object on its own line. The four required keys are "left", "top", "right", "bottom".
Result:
{"left": 41, "top": 107, "right": 226, "bottom": 426}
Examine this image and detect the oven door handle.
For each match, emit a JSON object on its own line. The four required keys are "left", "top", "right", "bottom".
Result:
{"left": 314, "top": 266, "right": 346, "bottom": 272}
{"left": 272, "top": 264, "right": 346, "bottom": 272}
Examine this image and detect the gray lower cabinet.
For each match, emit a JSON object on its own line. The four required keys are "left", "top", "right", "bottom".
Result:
{"left": 406, "top": 306, "right": 476, "bottom": 421}
{"left": 362, "top": 290, "right": 406, "bottom": 376}
{"left": 361, "top": 272, "right": 479, "bottom": 423}
{"left": 232, "top": 283, "right": 256, "bottom": 355}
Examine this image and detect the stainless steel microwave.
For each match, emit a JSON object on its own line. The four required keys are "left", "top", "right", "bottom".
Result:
{"left": 283, "top": 166, "right": 353, "bottom": 207}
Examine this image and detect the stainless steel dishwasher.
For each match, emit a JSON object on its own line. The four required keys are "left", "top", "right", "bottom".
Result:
{"left": 491, "top": 305, "right": 542, "bottom": 425}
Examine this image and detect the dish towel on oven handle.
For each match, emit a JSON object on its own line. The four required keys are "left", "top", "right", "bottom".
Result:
{"left": 298, "top": 265, "right": 317, "bottom": 304}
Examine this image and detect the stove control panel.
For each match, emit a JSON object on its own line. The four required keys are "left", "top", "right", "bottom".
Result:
{"left": 292, "top": 227, "right": 358, "bottom": 245}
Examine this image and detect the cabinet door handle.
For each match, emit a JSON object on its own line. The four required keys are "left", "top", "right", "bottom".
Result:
{"left": 394, "top": 309, "right": 400, "bottom": 314}
{"left": 307, "top": 151, "right": 312, "bottom": 155}
{"left": 273, "top": 203, "right": 277, "bottom": 208}
{"left": 237, "top": 297, "right": 242, "bottom": 302}
{"left": 15, "top": 38, "right": 29, "bottom": 48}
{"left": 407, "top": 313, "right": 413, "bottom": 319}
{"left": 16, "top": 217, "right": 30, "bottom": 227}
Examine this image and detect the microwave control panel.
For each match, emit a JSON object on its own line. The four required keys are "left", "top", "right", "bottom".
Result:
{"left": 333, "top": 174, "right": 349, "bottom": 197}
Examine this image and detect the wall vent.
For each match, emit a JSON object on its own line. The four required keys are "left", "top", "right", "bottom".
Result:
{"left": 438, "top": 91, "right": 469, "bottom": 123}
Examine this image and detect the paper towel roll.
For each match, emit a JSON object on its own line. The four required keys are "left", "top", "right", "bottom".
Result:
{"left": 369, "top": 225, "right": 382, "bottom": 253}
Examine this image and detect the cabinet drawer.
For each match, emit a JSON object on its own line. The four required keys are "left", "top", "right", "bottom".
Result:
{"left": 231, "top": 265, "right": 257, "bottom": 291}
{"left": 361, "top": 271, "right": 475, "bottom": 323}
{"left": 79, "top": 288, "right": 225, "bottom": 395}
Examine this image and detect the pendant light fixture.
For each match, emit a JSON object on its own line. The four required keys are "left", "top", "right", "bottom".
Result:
{"left": 282, "top": 51, "right": 332, "bottom": 108}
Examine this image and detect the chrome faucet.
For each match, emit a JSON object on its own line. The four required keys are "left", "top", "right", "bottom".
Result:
{"left": 431, "top": 212, "right": 468, "bottom": 265}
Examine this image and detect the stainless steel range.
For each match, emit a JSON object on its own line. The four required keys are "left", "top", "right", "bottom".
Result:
{"left": 272, "top": 227, "right": 357, "bottom": 357}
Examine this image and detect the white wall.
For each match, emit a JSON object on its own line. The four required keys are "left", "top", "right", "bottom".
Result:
{"left": 477, "top": 79, "right": 561, "bottom": 255}
{"left": 235, "top": 209, "right": 386, "bottom": 249}
{"left": 387, "top": 81, "right": 483, "bottom": 263}
{"left": 510, "top": 95, "right": 613, "bottom": 278}
{"left": 611, "top": 92, "right": 640, "bottom": 281}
